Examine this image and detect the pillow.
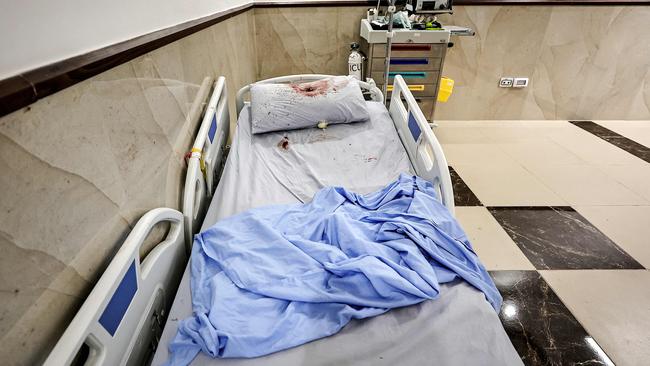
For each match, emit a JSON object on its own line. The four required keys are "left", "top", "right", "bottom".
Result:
{"left": 250, "top": 76, "right": 370, "bottom": 134}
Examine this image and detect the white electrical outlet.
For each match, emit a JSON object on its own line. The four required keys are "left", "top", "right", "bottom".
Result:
{"left": 499, "top": 77, "right": 514, "bottom": 88}
{"left": 513, "top": 77, "right": 529, "bottom": 88}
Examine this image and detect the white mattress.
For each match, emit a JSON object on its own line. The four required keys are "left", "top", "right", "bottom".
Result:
{"left": 152, "top": 102, "right": 522, "bottom": 366}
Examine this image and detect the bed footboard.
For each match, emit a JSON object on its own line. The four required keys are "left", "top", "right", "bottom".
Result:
{"left": 44, "top": 208, "right": 187, "bottom": 366}
{"left": 389, "top": 75, "right": 455, "bottom": 215}
{"left": 183, "top": 76, "right": 230, "bottom": 248}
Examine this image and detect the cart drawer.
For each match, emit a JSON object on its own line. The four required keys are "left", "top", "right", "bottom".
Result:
{"left": 380, "top": 84, "right": 438, "bottom": 97}
{"left": 372, "top": 43, "right": 446, "bottom": 58}
{"left": 371, "top": 71, "right": 439, "bottom": 84}
{"left": 371, "top": 58, "right": 442, "bottom": 71}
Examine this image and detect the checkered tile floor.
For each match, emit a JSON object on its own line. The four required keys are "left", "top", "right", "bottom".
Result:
{"left": 437, "top": 120, "right": 650, "bottom": 366}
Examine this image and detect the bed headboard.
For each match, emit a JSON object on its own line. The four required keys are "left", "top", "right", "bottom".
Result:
{"left": 388, "top": 75, "right": 455, "bottom": 215}
{"left": 44, "top": 208, "right": 187, "bottom": 366}
{"left": 183, "top": 76, "right": 230, "bottom": 249}
{"left": 235, "top": 74, "right": 384, "bottom": 117}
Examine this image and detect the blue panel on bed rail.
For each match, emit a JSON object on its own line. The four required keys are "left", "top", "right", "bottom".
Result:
{"left": 98, "top": 260, "right": 138, "bottom": 336}
{"left": 208, "top": 114, "right": 217, "bottom": 143}
{"left": 407, "top": 111, "right": 422, "bottom": 141}
{"left": 390, "top": 58, "right": 429, "bottom": 65}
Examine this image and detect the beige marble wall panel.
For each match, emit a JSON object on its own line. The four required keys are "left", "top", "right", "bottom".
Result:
{"left": 437, "top": 5, "right": 650, "bottom": 120}
{"left": 0, "top": 11, "right": 256, "bottom": 366}
{"left": 435, "top": 6, "right": 551, "bottom": 120}
{"left": 253, "top": 6, "right": 367, "bottom": 78}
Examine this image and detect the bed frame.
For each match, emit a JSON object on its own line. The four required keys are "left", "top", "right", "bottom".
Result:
{"left": 43, "top": 208, "right": 187, "bottom": 366}
{"left": 44, "top": 73, "right": 453, "bottom": 366}
{"left": 388, "top": 75, "right": 454, "bottom": 214}
{"left": 183, "top": 76, "right": 230, "bottom": 249}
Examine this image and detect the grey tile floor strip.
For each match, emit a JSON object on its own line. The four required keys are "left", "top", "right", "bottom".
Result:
{"left": 448, "top": 166, "right": 483, "bottom": 206}
{"left": 490, "top": 270, "right": 615, "bottom": 366}
{"left": 488, "top": 207, "right": 644, "bottom": 270}
{"left": 570, "top": 120, "right": 650, "bottom": 163}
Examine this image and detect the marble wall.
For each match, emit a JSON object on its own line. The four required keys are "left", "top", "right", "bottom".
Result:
{"left": 253, "top": 5, "right": 650, "bottom": 120}
{"left": 0, "top": 10, "right": 257, "bottom": 366}
{"left": 253, "top": 6, "right": 367, "bottom": 78}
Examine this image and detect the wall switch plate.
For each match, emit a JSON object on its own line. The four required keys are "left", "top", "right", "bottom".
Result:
{"left": 499, "top": 77, "right": 514, "bottom": 88}
{"left": 513, "top": 77, "right": 529, "bottom": 88}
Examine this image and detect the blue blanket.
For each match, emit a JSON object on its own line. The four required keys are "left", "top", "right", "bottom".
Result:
{"left": 166, "top": 174, "right": 501, "bottom": 365}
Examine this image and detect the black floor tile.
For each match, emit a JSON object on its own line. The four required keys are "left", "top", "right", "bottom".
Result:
{"left": 448, "top": 166, "right": 482, "bottom": 206}
{"left": 570, "top": 120, "right": 650, "bottom": 163}
{"left": 490, "top": 270, "right": 614, "bottom": 366}
{"left": 488, "top": 207, "right": 643, "bottom": 270}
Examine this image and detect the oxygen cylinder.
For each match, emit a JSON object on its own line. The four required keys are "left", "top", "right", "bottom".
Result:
{"left": 348, "top": 43, "right": 363, "bottom": 80}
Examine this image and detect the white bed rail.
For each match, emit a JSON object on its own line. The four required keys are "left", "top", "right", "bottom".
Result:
{"left": 389, "top": 75, "right": 455, "bottom": 215}
{"left": 235, "top": 74, "right": 383, "bottom": 117}
{"left": 44, "top": 208, "right": 187, "bottom": 366}
{"left": 183, "top": 76, "right": 230, "bottom": 248}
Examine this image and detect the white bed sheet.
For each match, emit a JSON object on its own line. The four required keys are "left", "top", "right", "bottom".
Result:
{"left": 205, "top": 101, "right": 412, "bottom": 224}
{"left": 152, "top": 102, "right": 522, "bottom": 366}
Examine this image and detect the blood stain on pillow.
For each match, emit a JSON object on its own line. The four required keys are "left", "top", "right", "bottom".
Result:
{"left": 290, "top": 79, "right": 330, "bottom": 97}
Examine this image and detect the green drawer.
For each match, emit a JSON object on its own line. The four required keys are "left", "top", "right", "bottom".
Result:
{"left": 371, "top": 71, "right": 439, "bottom": 84}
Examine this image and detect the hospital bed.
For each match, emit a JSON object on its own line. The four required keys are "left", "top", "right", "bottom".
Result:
{"left": 44, "top": 75, "right": 522, "bottom": 366}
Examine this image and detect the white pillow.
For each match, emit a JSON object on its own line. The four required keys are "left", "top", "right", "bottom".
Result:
{"left": 250, "top": 76, "right": 370, "bottom": 134}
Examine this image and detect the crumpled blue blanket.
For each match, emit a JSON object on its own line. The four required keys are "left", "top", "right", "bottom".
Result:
{"left": 166, "top": 174, "right": 501, "bottom": 365}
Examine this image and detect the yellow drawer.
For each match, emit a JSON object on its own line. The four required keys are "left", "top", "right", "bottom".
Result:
{"left": 380, "top": 84, "right": 438, "bottom": 98}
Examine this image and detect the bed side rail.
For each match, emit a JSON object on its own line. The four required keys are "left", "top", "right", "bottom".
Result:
{"left": 183, "top": 76, "right": 230, "bottom": 248}
{"left": 388, "top": 75, "right": 455, "bottom": 215}
{"left": 235, "top": 74, "right": 383, "bottom": 117}
{"left": 44, "top": 208, "right": 187, "bottom": 366}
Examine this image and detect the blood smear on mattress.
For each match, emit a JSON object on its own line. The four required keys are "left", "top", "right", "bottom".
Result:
{"left": 278, "top": 137, "right": 290, "bottom": 150}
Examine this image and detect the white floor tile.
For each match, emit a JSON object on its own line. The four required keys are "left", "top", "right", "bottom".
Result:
{"left": 596, "top": 163, "right": 650, "bottom": 202}
{"left": 498, "top": 138, "right": 585, "bottom": 166}
{"left": 541, "top": 270, "right": 650, "bottom": 366}
{"left": 452, "top": 163, "right": 566, "bottom": 206}
{"left": 433, "top": 127, "right": 489, "bottom": 144}
{"left": 574, "top": 206, "right": 650, "bottom": 268}
{"left": 442, "top": 144, "right": 516, "bottom": 166}
{"left": 527, "top": 164, "right": 649, "bottom": 206}
{"left": 455, "top": 207, "right": 534, "bottom": 270}
{"left": 550, "top": 126, "right": 643, "bottom": 165}
{"left": 477, "top": 125, "right": 574, "bottom": 144}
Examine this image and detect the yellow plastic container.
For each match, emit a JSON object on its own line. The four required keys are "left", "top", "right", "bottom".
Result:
{"left": 437, "top": 77, "right": 454, "bottom": 102}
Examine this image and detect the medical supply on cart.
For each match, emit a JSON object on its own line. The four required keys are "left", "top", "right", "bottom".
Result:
{"left": 348, "top": 43, "right": 364, "bottom": 80}
{"left": 357, "top": 0, "right": 473, "bottom": 123}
